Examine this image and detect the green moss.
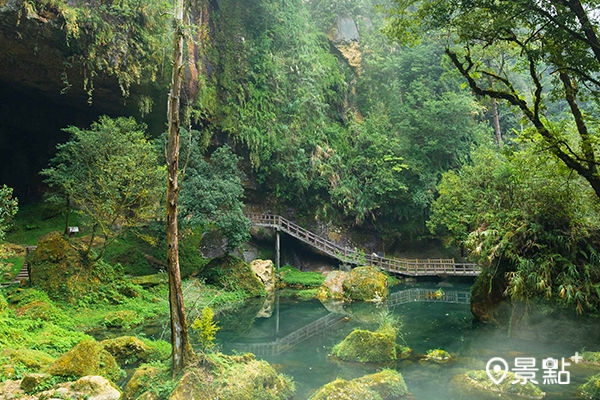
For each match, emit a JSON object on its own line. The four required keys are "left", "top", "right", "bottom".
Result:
{"left": 122, "top": 365, "right": 163, "bottom": 400}
{"left": 168, "top": 353, "right": 295, "bottom": 400}
{"left": 331, "top": 328, "right": 396, "bottom": 363}
{"left": 202, "top": 255, "right": 266, "bottom": 298}
{"left": 0, "top": 293, "right": 7, "bottom": 314}
{"left": 103, "top": 310, "right": 144, "bottom": 329}
{"left": 582, "top": 372, "right": 600, "bottom": 400}
{"left": 1, "top": 348, "right": 55, "bottom": 370}
{"left": 342, "top": 266, "right": 388, "bottom": 301}
{"left": 309, "top": 378, "right": 383, "bottom": 400}
{"left": 582, "top": 351, "right": 600, "bottom": 364}
{"left": 278, "top": 266, "right": 326, "bottom": 289}
{"left": 101, "top": 336, "right": 169, "bottom": 366}
{"left": 426, "top": 348, "right": 451, "bottom": 363}
{"left": 47, "top": 340, "right": 122, "bottom": 383}
{"left": 130, "top": 274, "right": 168, "bottom": 288}
{"left": 354, "top": 370, "right": 409, "bottom": 399}
{"left": 464, "top": 370, "right": 544, "bottom": 399}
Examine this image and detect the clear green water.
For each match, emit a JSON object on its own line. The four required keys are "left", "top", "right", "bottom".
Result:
{"left": 215, "top": 282, "right": 600, "bottom": 400}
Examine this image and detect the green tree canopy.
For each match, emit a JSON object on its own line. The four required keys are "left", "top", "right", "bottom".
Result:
{"left": 384, "top": 0, "right": 600, "bottom": 199}
{"left": 0, "top": 185, "right": 18, "bottom": 242}
{"left": 41, "top": 116, "right": 165, "bottom": 258}
{"left": 429, "top": 142, "right": 600, "bottom": 313}
{"left": 179, "top": 135, "right": 250, "bottom": 251}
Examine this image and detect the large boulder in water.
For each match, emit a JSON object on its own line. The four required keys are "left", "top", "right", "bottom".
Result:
{"left": 309, "top": 370, "right": 408, "bottom": 400}
{"left": 331, "top": 326, "right": 397, "bottom": 363}
{"left": 317, "top": 270, "right": 348, "bottom": 300}
{"left": 250, "top": 259, "right": 275, "bottom": 294}
{"left": 342, "top": 266, "right": 388, "bottom": 301}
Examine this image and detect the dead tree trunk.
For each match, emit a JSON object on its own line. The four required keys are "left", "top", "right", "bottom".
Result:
{"left": 166, "top": 0, "right": 192, "bottom": 376}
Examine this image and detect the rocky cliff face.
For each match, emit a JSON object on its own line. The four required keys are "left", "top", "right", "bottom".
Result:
{"left": 0, "top": 0, "right": 168, "bottom": 198}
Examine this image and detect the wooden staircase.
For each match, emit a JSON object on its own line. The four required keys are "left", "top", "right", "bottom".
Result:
{"left": 246, "top": 214, "right": 480, "bottom": 277}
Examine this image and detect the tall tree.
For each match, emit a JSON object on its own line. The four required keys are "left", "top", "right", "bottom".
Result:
{"left": 385, "top": 0, "right": 600, "bottom": 198}
{"left": 166, "top": 0, "right": 192, "bottom": 376}
{"left": 41, "top": 116, "right": 164, "bottom": 259}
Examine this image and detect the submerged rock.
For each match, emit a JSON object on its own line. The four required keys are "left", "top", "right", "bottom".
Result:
{"left": 425, "top": 349, "right": 452, "bottom": 363}
{"left": 47, "top": 340, "right": 121, "bottom": 383}
{"left": 309, "top": 370, "right": 408, "bottom": 400}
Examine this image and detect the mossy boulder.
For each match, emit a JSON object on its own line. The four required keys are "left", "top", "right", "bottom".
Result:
{"left": 130, "top": 274, "right": 168, "bottom": 288}
{"left": 354, "top": 370, "right": 409, "bottom": 399}
{"left": 47, "top": 340, "right": 122, "bottom": 382}
{"left": 203, "top": 255, "right": 266, "bottom": 297}
{"left": 20, "top": 372, "right": 53, "bottom": 393}
{"left": 582, "top": 372, "right": 600, "bottom": 399}
{"left": 1, "top": 348, "right": 55, "bottom": 371}
{"left": 122, "top": 365, "right": 162, "bottom": 400}
{"left": 309, "top": 370, "right": 408, "bottom": 400}
{"left": 342, "top": 266, "right": 388, "bottom": 301}
{"left": 425, "top": 348, "right": 452, "bottom": 363}
{"left": 37, "top": 375, "right": 121, "bottom": 400}
{"left": 103, "top": 310, "right": 144, "bottom": 329}
{"left": 461, "top": 370, "right": 545, "bottom": 399}
{"left": 28, "top": 232, "right": 132, "bottom": 304}
{"left": 317, "top": 270, "right": 348, "bottom": 300}
{"left": 169, "top": 353, "right": 294, "bottom": 400}
{"left": 309, "top": 378, "right": 382, "bottom": 400}
{"left": 331, "top": 327, "right": 396, "bottom": 363}
{"left": 101, "top": 336, "right": 169, "bottom": 366}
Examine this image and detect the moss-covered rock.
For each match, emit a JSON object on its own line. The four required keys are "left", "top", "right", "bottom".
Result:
{"left": 582, "top": 372, "right": 600, "bottom": 399}
{"left": 203, "top": 255, "right": 266, "bottom": 297}
{"left": 317, "top": 270, "right": 348, "bottom": 300}
{"left": 20, "top": 372, "right": 53, "bottom": 393}
{"left": 103, "top": 310, "right": 144, "bottom": 329}
{"left": 47, "top": 340, "right": 122, "bottom": 382}
{"left": 101, "top": 336, "right": 169, "bottom": 366}
{"left": 169, "top": 353, "right": 294, "bottom": 400}
{"left": 27, "top": 232, "right": 135, "bottom": 305}
{"left": 309, "top": 378, "right": 382, "bottom": 400}
{"left": 122, "top": 365, "right": 162, "bottom": 400}
{"left": 342, "top": 266, "right": 388, "bottom": 301}
{"left": 37, "top": 375, "right": 121, "bottom": 400}
{"left": 425, "top": 348, "right": 452, "bottom": 363}
{"left": 354, "top": 370, "right": 409, "bottom": 399}
{"left": 1, "top": 348, "right": 55, "bottom": 371}
{"left": 331, "top": 328, "right": 396, "bottom": 363}
{"left": 130, "top": 274, "right": 168, "bottom": 288}
{"left": 461, "top": 370, "right": 545, "bottom": 399}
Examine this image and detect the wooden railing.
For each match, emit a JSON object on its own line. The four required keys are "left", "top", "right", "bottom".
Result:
{"left": 246, "top": 213, "right": 480, "bottom": 277}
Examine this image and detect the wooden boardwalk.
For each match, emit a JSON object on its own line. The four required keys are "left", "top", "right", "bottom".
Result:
{"left": 229, "top": 288, "right": 471, "bottom": 356}
{"left": 246, "top": 214, "right": 480, "bottom": 277}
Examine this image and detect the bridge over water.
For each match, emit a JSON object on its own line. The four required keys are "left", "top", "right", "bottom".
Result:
{"left": 246, "top": 213, "right": 480, "bottom": 277}
{"left": 228, "top": 288, "right": 471, "bottom": 356}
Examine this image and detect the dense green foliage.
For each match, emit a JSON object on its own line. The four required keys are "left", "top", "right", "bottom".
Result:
{"left": 429, "top": 143, "right": 600, "bottom": 313}
{"left": 0, "top": 186, "right": 18, "bottom": 242}
{"left": 41, "top": 116, "right": 165, "bottom": 257}
{"left": 277, "top": 265, "right": 326, "bottom": 289}
{"left": 23, "top": 0, "right": 171, "bottom": 100}
{"left": 384, "top": 0, "right": 600, "bottom": 200}
{"left": 179, "top": 138, "right": 250, "bottom": 251}
{"left": 191, "top": 307, "right": 219, "bottom": 352}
